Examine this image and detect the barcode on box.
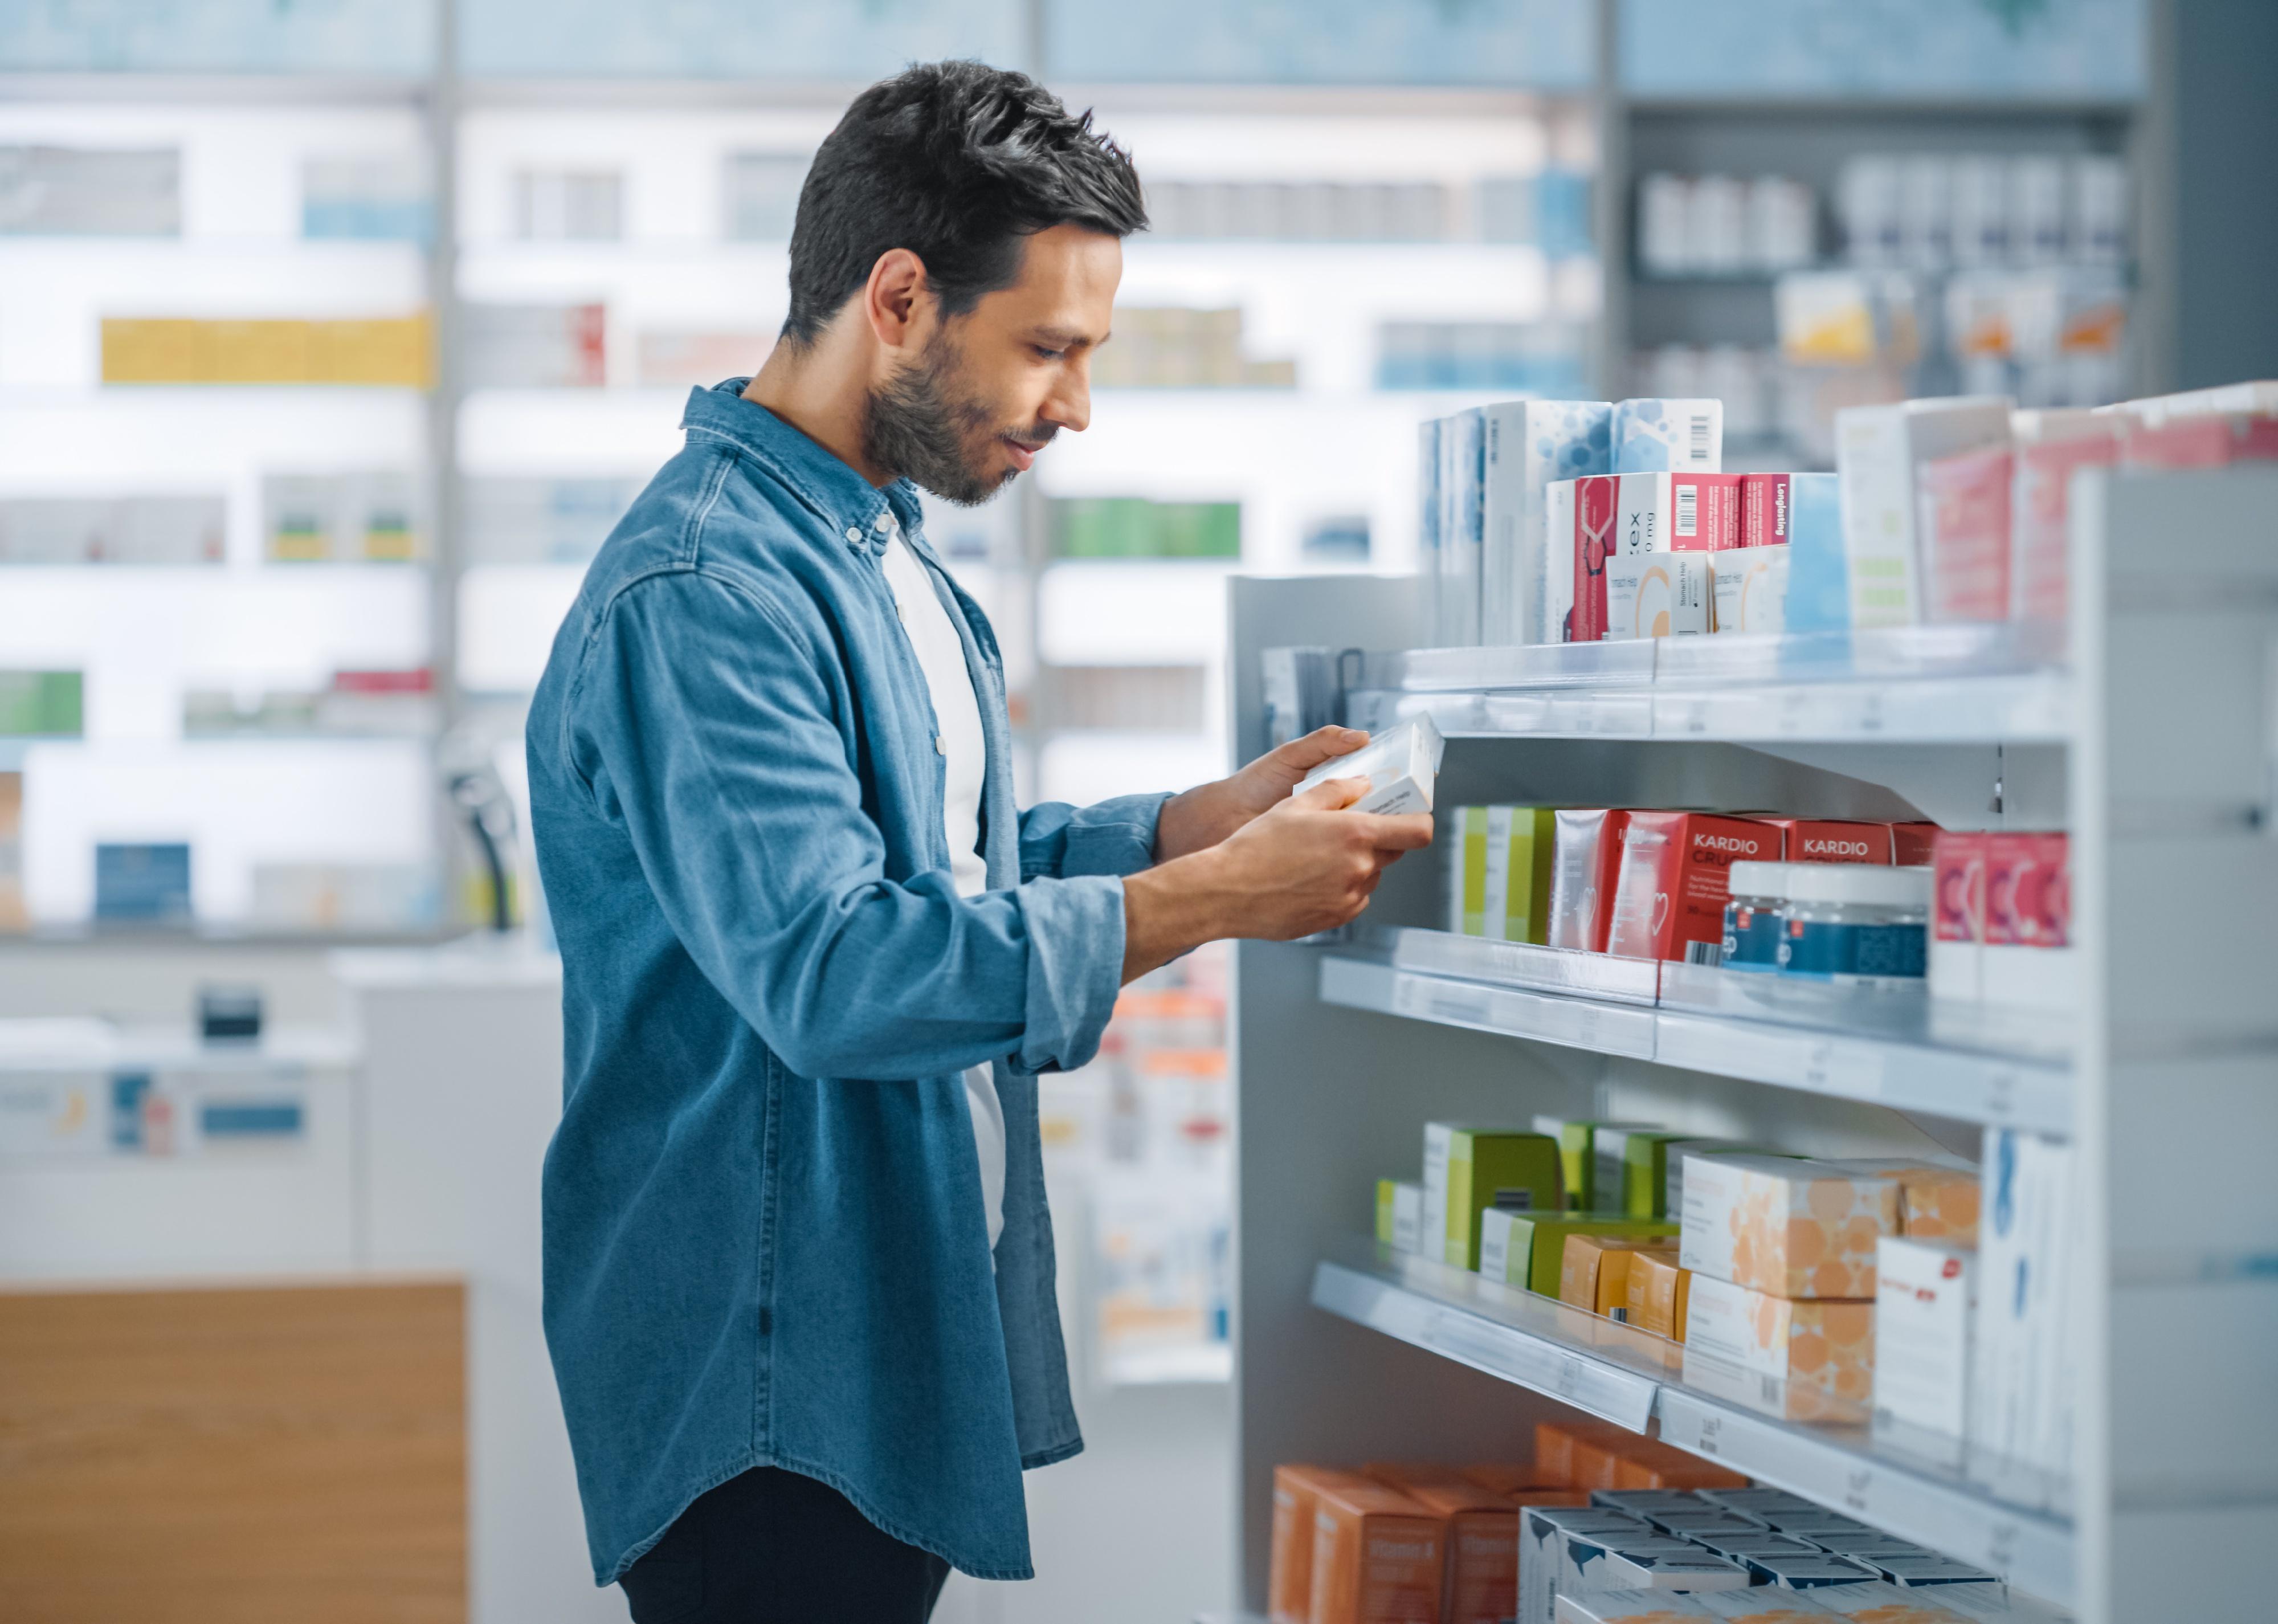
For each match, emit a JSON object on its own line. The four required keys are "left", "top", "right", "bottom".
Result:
{"left": 1689, "top": 414, "right": 1712, "bottom": 462}
{"left": 1676, "top": 485, "right": 1698, "bottom": 537}
{"left": 1684, "top": 939, "right": 1722, "bottom": 966}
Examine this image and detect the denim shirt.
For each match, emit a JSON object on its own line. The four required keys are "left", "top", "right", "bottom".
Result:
{"left": 526, "top": 380, "right": 1170, "bottom": 1585}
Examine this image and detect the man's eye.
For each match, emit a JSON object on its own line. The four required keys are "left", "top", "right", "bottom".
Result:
{"left": 1033, "top": 345, "right": 1064, "bottom": 361}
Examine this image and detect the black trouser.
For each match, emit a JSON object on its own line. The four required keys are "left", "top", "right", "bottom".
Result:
{"left": 618, "top": 1466, "right": 953, "bottom": 1624}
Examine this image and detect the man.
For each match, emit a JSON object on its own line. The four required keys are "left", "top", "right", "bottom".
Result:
{"left": 526, "top": 61, "right": 1429, "bottom": 1623}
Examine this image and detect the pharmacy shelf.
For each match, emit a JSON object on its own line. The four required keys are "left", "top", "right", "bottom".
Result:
{"left": 0, "top": 72, "right": 430, "bottom": 105}
{"left": 1320, "top": 952, "right": 1659, "bottom": 1060}
{"left": 1311, "top": 1242, "right": 2076, "bottom": 1605}
{"left": 0, "top": 1017, "right": 360, "bottom": 1073}
{"left": 1338, "top": 622, "right": 2072, "bottom": 745}
{"left": 1317, "top": 932, "right": 2073, "bottom": 1135}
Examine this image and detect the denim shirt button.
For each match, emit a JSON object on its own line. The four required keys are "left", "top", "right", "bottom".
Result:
{"left": 844, "top": 527, "right": 862, "bottom": 544}
{"left": 934, "top": 733, "right": 945, "bottom": 756}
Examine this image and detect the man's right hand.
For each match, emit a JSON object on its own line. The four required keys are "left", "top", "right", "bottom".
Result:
{"left": 1119, "top": 776, "right": 1434, "bottom": 982}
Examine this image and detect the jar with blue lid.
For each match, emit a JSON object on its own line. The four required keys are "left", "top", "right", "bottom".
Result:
{"left": 1720, "top": 860, "right": 1793, "bottom": 972}
{"left": 1775, "top": 863, "right": 1932, "bottom": 985}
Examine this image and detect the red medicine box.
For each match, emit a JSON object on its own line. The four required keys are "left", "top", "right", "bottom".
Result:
{"left": 1755, "top": 818, "right": 1893, "bottom": 864}
{"left": 1738, "top": 472, "right": 1795, "bottom": 548}
{"left": 1891, "top": 821, "right": 1941, "bottom": 867}
{"left": 1987, "top": 832, "right": 2070, "bottom": 949}
{"left": 1565, "top": 475, "right": 1619, "bottom": 643}
{"left": 1607, "top": 811, "right": 1778, "bottom": 963}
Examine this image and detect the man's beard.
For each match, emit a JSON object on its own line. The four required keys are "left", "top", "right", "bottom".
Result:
{"left": 862, "top": 331, "right": 1048, "bottom": 507}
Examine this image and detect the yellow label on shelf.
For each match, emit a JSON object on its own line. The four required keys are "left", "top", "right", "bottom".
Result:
{"left": 360, "top": 523, "right": 421, "bottom": 562}
{"left": 101, "top": 319, "right": 201, "bottom": 382}
{"left": 311, "top": 316, "right": 431, "bottom": 387}
{"left": 101, "top": 314, "right": 432, "bottom": 387}
{"left": 267, "top": 529, "right": 330, "bottom": 564}
{"left": 199, "top": 320, "right": 311, "bottom": 383}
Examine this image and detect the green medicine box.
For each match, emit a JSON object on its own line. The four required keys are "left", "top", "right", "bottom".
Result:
{"left": 1478, "top": 1209, "right": 1678, "bottom": 1296}
{"left": 1532, "top": 1116, "right": 1664, "bottom": 1211}
{"left": 1424, "top": 1124, "right": 1563, "bottom": 1270}
{"left": 1375, "top": 1177, "right": 1424, "bottom": 1255}
{"left": 1596, "top": 1128, "right": 1704, "bottom": 1219}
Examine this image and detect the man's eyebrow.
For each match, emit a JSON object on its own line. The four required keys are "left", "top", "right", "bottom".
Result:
{"left": 1030, "top": 325, "right": 1105, "bottom": 348}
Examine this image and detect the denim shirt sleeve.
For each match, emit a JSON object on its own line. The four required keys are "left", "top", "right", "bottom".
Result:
{"left": 567, "top": 569, "right": 1126, "bottom": 1080}
{"left": 1017, "top": 793, "right": 1173, "bottom": 882}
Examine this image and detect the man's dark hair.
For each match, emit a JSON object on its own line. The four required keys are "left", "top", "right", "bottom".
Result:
{"left": 782, "top": 60, "right": 1146, "bottom": 345}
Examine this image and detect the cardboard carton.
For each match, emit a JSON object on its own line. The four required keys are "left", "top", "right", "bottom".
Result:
{"left": 1548, "top": 810, "right": 1631, "bottom": 954}
{"left": 1609, "top": 813, "right": 1779, "bottom": 964}
{"left": 1270, "top": 1464, "right": 1374, "bottom": 1624}
{"left": 1684, "top": 1272, "right": 1876, "bottom": 1406}
{"left": 1834, "top": 397, "right": 2012, "bottom": 627}
{"left": 1308, "top": 1478, "right": 1447, "bottom": 1624}
{"left": 1679, "top": 1153, "right": 1901, "bottom": 1299}
{"left": 1624, "top": 1250, "right": 1693, "bottom": 1341}
{"left": 1428, "top": 1124, "right": 1566, "bottom": 1270}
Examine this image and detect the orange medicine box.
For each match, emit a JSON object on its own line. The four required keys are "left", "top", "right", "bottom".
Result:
{"left": 1307, "top": 1478, "right": 1447, "bottom": 1624}
{"left": 1367, "top": 1466, "right": 1522, "bottom": 1624}
{"left": 1609, "top": 1440, "right": 1749, "bottom": 1491}
{"left": 1684, "top": 1273, "right": 1876, "bottom": 1407}
{"left": 1534, "top": 1419, "right": 1634, "bottom": 1487}
{"left": 1560, "top": 1233, "right": 1665, "bottom": 1317}
{"left": 1624, "top": 1250, "right": 1691, "bottom": 1340}
{"left": 1269, "top": 1465, "right": 1374, "bottom": 1624}
{"left": 1679, "top": 1152, "right": 1901, "bottom": 1299}
{"left": 1860, "top": 1162, "right": 1981, "bottom": 1247}
{"left": 1461, "top": 1462, "right": 1575, "bottom": 1496}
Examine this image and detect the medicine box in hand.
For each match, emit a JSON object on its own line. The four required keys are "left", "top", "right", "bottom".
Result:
{"left": 1294, "top": 714, "right": 1444, "bottom": 814}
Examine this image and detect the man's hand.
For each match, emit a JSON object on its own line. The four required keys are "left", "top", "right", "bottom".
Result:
{"left": 1121, "top": 774, "right": 1434, "bottom": 981}
{"left": 1153, "top": 725, "right": 1372, "bottom": 860}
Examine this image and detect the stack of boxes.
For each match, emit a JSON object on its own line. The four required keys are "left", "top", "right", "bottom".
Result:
{"left": 1493, "top": 806, "right": 1942, "bottom": 982}
{"left": 1270, "top": 1423, "right": 2041, "bottom": 1623}
{"left": 1418, "top": 378, "right": 2275, "bottom": 648}
{"left": 1371, "top": 1125, "right": 2028, "bottom": 1446}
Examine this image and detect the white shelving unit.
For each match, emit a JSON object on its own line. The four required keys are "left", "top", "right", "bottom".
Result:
{"left": 1224, "top": 469, "right": 2278, "bottom": 1624}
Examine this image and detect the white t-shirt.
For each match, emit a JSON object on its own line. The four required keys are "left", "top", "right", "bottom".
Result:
{"left": 879, "top": 523, "right": 1005, "bottom": 1252}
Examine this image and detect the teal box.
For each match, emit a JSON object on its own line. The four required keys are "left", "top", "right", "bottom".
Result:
{"left": 1782, "top": 472, "right": 1848, "bottom": 634}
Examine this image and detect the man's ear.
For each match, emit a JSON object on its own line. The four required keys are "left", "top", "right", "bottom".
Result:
{"left": 864, "top": 247, "right": 932, "bottom": 352}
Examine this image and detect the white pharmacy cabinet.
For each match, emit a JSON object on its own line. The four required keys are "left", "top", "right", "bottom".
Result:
{"left": 1221, "top": 467, "right": 2278, "bottom": 1623}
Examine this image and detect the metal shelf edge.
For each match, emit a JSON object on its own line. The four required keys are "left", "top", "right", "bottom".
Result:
{"left": 1318, "top": 954, "right": 2073, "bottom": 1134}
{"left": 1311, "top": 1259, "right": 1658, "bottom": 1432}
{"left": 1654, "top": 1388, "right": 2075, "bottom": 1606}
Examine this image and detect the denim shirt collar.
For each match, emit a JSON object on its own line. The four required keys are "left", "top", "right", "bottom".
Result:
{"left": 681, "top": 378, "right": 927, "bottom": 558}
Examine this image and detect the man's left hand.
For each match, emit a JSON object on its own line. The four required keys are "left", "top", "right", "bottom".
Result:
{"left": 1152, "top": 725, "right": 1371, "bottom": 861}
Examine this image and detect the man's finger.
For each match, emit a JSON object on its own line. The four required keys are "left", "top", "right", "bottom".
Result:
{"left": 1268, "top": 725, "right": 1369, "bottom": 773}
{"left": 1288, "top": 774, "right": 1369, "bottom": 811}
{"left": 1349, "top": 811, "right": 1435, "bottom": 850}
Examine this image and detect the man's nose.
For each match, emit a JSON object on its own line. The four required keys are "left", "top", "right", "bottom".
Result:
{"left": 1042, "top": 359, "right": 1091, "bottom": 435}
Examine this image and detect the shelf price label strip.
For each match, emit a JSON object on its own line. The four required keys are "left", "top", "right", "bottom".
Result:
{"left": 1311, "top": 1262, "right": 1657, "bottom": 1433}
{"left": 1652, "top": 1388, "right": 2075, "bottom": 1607}
{"left": 1356, "top": 669, "right": 2068, "bottom": 745}
{"left": 1382, "top": 967, "right": 1656, "bottom": 1059}
{"left": 1321, "top": 958, "right": 2073, "bottom": 1137}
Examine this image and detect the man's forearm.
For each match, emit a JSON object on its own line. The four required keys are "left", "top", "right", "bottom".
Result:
{"left": 1121, "top": 849, "right": 1234, "bottom": 981}
{"left": 1151, "top": 784, "right": 1229, "bottom": 863}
